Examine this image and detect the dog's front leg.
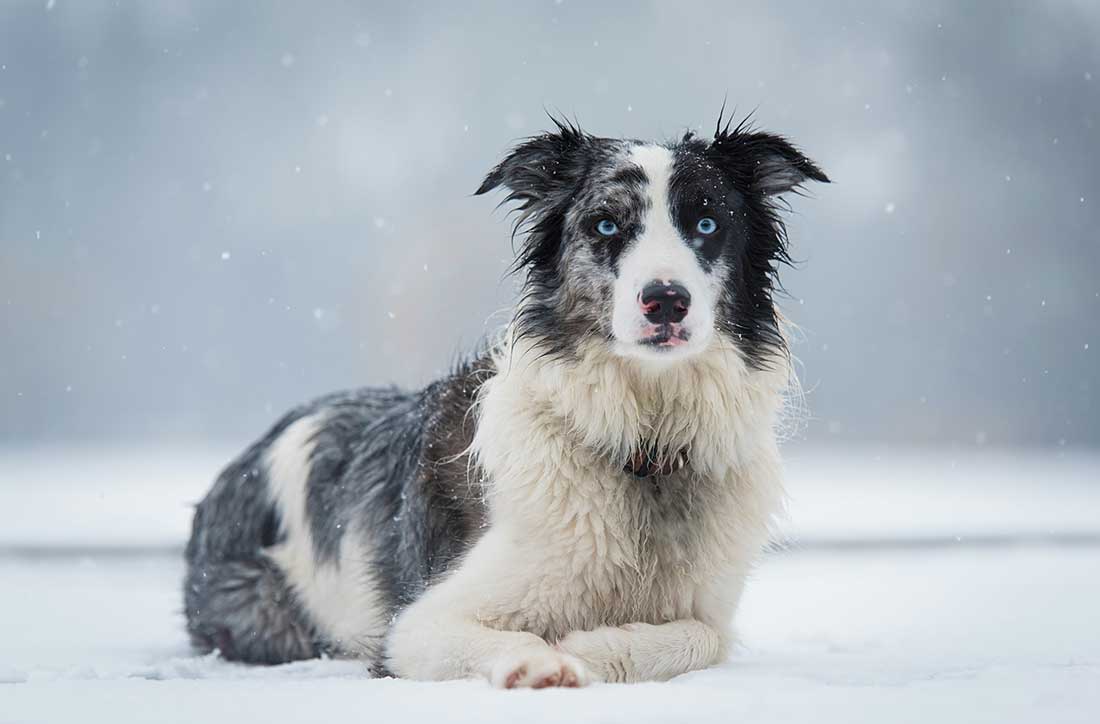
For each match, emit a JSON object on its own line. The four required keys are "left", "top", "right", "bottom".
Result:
{"left": 555, "top": 618, "right": 728, "bottom": 683}
{"left": 555, "top": 571, "right": 744, "bottom": 683}
{"left": 385, "top": 528, "right": 589, "bottom": 688}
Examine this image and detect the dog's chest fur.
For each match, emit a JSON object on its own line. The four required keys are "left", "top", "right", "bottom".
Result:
{"left": 500, "top": 470, "right": 719, "bottom": 640}
{"left": 468, "top": 336, "right": 785, "bottom": 641}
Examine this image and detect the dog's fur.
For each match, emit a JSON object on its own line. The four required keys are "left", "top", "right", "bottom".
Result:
{"left": 184, "top": 115, "right": 827, "bottom": 687}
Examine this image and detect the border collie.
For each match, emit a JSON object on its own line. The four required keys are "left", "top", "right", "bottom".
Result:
{"left": 184, "top": 114, "right": 828, "bottom": 687}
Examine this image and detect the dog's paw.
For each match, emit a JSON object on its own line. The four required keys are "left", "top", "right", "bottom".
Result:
{"left": 489, "top": 647, "right": 589, "bottom": 689}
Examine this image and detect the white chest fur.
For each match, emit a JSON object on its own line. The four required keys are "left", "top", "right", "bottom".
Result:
{"left": 468, "top": 335, "right": 788, "bottom": 640}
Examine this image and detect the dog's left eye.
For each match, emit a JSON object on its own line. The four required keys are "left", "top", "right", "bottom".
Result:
{"left": 596, "top": 219, "right": 619, "bottom": 236}
{"left": 696, "top": 217, "right": 718, "bottom": 235}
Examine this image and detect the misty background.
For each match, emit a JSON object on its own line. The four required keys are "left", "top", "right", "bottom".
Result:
{"left": 1, "top": 0, "right": 1097, "bottom": 450}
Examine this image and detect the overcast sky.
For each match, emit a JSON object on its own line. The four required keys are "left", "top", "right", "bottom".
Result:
{"left": 1, "top": 1, "right": 1097, "bottom": 449}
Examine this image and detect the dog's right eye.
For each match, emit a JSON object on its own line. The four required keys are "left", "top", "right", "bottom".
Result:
{"left": 596, "top": 219, "right": 619, "bottom": 236}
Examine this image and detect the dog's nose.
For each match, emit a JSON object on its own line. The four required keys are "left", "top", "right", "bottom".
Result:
{"left": 640, "top": 280, "right": 691, "bottom": 324}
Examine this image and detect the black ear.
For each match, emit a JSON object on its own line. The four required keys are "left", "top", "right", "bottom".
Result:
{"left": 710, "top": 121, "right": 829, "bottom": 196}
{"left": 475, "top": 117, "right": 590, "bottom": 206}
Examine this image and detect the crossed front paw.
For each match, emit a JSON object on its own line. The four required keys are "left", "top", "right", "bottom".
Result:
{"left": 554, "top": 625, "right": 641, "bottom": 683}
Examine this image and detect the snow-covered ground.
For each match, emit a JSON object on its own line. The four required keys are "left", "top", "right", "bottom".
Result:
{"left": 1, "top": 446, "right": 1098, "bottom": 723}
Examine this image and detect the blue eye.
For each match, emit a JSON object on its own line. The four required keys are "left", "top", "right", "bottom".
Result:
{"left": 596, "top": 219, "right": 619, "bottom": 236}
{"left": 696, "top": 217, "right": 717, "bottom": 235}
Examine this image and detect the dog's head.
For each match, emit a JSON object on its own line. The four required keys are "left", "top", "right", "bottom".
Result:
{"left": 477, "top": 115, "right": 828, "bottom": 368}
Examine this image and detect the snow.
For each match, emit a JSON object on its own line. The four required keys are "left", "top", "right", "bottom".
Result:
{"left": 1, "top": 447, "right": 1099, "bottom": 722}
{"left": 3, "top": 445, "right": 1097, "bottom": 549}
{"left": 782, "top": 448, "right": 1100, "bottom": 543}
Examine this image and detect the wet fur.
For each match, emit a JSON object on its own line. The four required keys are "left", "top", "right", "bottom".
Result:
{"left": 184, "top": 114, "right": 827, "bottom": 685}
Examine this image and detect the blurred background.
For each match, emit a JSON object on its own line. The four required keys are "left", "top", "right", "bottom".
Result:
{"left": 1, "top": 0, "right": 1097, "bottom": 450}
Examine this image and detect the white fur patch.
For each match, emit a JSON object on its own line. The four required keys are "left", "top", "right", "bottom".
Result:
{"left": 389, "top": 331, "right": 788, "bottom": 684}
{"left": 611, "top": 145, "right": 720, "bottom": 363}
{"left": 263, "top": 414, "right": 386, "bottom": 656}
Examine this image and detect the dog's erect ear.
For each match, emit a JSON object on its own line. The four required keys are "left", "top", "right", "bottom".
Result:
{"left": 475, "top": 117, "right": 589, "bottom": 204}
{"left": 709, "top": 121, "right": 829, "bottom": 196}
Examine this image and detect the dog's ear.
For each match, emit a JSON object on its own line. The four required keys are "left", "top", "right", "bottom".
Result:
{"left": 475, "top": 117, "right": 590, "bottom": 205}
{"left": 709, "top": 122, "right": 829, "bottom": 196}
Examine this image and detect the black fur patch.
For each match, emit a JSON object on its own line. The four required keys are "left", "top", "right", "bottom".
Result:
{"left": 672, "top": 115, "right": 829, "bottom": 366}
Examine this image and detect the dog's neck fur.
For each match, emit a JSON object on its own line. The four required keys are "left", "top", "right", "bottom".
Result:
{"left": 475, "top": 330, "right": 790, "bottom": 486}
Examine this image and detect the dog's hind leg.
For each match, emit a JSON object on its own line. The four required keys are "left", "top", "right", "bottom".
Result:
{"left": 183, "top": 414, "right": 325, "bottom": 665}
{"left": 184, "top": 556, "right": 320, "bottom": 664}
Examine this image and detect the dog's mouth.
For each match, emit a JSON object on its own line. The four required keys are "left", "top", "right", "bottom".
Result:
{"left": 639, "top": 324, "right": 691, "bottom": 349}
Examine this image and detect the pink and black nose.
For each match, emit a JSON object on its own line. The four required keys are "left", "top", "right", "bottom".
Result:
{"left": 640, "top": 280, "right": 691, "bottom": 324}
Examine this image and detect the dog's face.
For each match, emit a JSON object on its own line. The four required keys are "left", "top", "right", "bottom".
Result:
{"left": 477, "top": 117, "right": 827, "bottom": 368}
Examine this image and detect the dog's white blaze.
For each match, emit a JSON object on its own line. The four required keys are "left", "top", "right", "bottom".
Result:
{"left": 611, "top": 144, "right": 718, "bottom": 361}
{"left": 264, "top": 414, "right": 386, "bottom": 655}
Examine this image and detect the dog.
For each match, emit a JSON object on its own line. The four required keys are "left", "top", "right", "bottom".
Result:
{"left": 184, "top": 114, "right": 828, "bottom": 687}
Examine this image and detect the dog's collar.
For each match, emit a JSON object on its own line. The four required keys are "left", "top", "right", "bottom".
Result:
{"left": 623, "top": 445, "right": 689, "bottom": 478}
